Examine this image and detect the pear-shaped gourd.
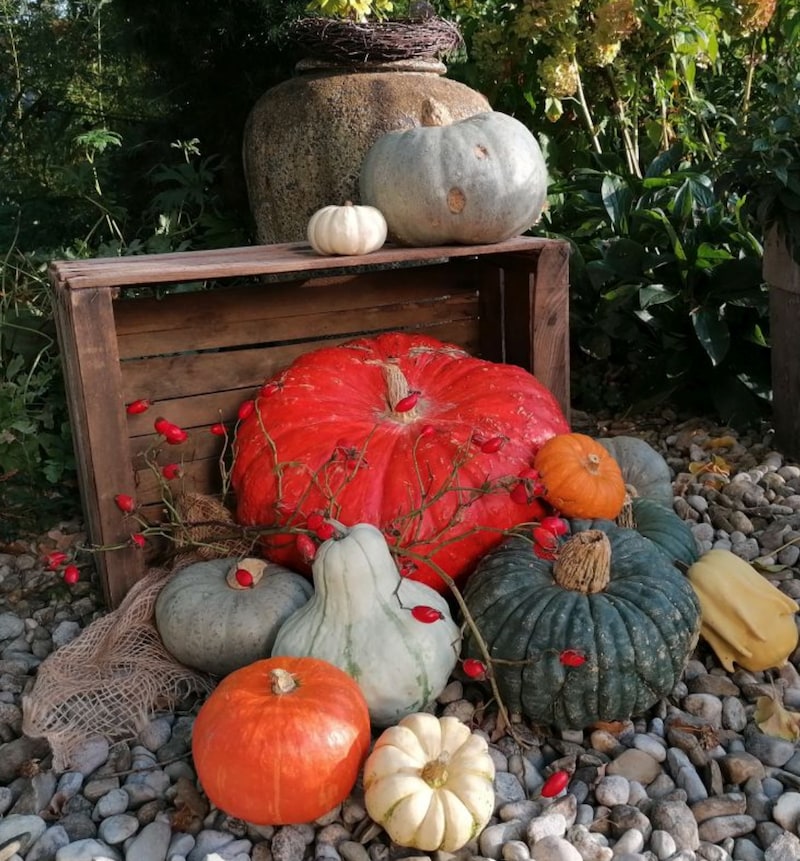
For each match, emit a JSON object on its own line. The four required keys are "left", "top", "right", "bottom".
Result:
{"left": 272, "top": 522, "right": 461, "bottom": 726}
{"left": 687, "top": 549, "right": 799, "bottom": 672}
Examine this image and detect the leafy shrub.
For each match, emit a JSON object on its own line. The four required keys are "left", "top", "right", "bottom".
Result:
{"left": 546, "top": 146, "right": 768, "bottom": 424}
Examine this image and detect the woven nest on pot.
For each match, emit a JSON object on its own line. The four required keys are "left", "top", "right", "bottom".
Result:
{"left": 288, "top": 15, "right": 464, "bottom": 65}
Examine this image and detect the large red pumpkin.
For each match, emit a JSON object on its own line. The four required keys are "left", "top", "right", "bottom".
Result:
{"left": 191, "top": 656, "right": 371, "bottom": 825}
{"left": 231, "top": 332, "right": 569, "bottom": 591}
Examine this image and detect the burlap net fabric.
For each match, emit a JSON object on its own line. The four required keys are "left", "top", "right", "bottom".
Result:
{"left": 22, "top": 492, "right": 254, "bottom": 772}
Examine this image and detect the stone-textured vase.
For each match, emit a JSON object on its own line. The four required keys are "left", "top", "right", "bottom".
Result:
{"left": 242, "top": 60, "right": 490, "bottom": 244}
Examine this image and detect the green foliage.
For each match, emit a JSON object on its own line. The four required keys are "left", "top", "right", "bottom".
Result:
{"left": 442, "top": 0, "right": 798, "bottom": 425}
{"left": 1, "top": 0, "right": 300, "bottom": 533}
{"left": 0, "top": 254, "right": 78, "bottom": 539}
{"left": 546, "top": 146, "right": 768, "bottom": 424}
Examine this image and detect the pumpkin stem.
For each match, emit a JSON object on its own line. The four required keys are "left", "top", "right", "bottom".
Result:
{"left": 584, "top": 452, "right": 603, "bottom": 475}
{"left": 420, "top": 97, "right": 453, "bottom": 128}
{"left": 616, "top": 490, "right": 636, "bottom": 530}
{"left": 552, "top": 530, "right": 611, "bottom": 594}
{"left": 226, "top": 557, "right": 267, "bottom": 590}
{"left": 421, "top": 755, "right": 449, "bottom": 788}
{"left": 382, "top": 362, "right": 420, "bottom": 423}
{"left": 269, "top": 668, "right": 299, "bottom": 695}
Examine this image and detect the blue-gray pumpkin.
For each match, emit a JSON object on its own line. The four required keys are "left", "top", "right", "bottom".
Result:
{"left": 359, "top": 102, "right": 548, "bottom": 247}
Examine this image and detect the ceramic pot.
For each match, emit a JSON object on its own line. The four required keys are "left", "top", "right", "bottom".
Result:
{"left": 242, "top": 59, "right": 490, "bottom": 244}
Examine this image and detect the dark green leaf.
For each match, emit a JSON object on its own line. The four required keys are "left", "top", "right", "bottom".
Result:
{"left": 691, "top": 307, "right": 731, "bottom": 365}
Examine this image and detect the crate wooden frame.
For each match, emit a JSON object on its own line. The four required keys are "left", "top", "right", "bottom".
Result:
{"left": 50, "top": 236, "right": 570, "bottom": 607}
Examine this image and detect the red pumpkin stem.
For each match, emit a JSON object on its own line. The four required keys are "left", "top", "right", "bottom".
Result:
{"left": 383, "top": 363, "right": 420, "bottom": 422}
{"left": 552, "top": 530, "right": 611, "bottom": 594}
{"left": 269, "top": 668, "right": 299, "bottom": 695}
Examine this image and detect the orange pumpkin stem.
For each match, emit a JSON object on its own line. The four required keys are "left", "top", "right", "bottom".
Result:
{"left": 585, "top": 452, "right": 602, "bottom": 473}
{"left": 382, "top": 363, "right": 419, "bottom": 423}
{"left": 552, "top": 530, "right": 611, "bottom": 594}
{"left": 269, "top": 668, "right": 299, "bottom": 695}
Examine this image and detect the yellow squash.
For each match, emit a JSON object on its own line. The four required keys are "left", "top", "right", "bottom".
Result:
{"left": 687, "top": 549, "right": 799, "bottom": 672}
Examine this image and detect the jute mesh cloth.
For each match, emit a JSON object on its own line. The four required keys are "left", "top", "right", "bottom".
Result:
{"left": 22, "top": 492, "right": 254, "bottom": 772}
{"left": 173, "top": 491, "right": 254, "bottom": 560}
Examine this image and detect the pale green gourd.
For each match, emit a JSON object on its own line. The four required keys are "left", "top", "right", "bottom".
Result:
{"left": 272, "top": 522, "right": 461, "bottom": 726}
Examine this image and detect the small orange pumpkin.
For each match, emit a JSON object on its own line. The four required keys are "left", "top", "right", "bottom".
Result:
{"left": 533, "top": 433, "right": 626, "bottom": 519}
{"left": 191, "top": 656, "right": 371, "bottom": 825}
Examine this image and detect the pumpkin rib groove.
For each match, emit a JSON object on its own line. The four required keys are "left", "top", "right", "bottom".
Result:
{"left": 528, "top": 587, "right": 583, "bottom": 717}
{"left": 596, "top": 591, "right": 672, "bottom": 713}
{"left": 496, "top": 585, "right": 568, "bottom": 713}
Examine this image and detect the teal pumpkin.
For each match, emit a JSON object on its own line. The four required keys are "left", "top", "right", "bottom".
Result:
{"left": 574, "top": 497, "right": 699, "bottom": 568}
{"left": 462, "top": 522, "right": 701, "bottom": 729}
{"left": 626, "top": 497, "right": 699, "bottom": 566}
{"left": 596, "top": 436, "right": 674, "bottom": 507}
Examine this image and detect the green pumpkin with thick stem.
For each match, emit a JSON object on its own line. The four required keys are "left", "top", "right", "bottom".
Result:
{"left": 574, "top": 497, "right": 699, "bottom": 568}
{"left": 462, "top": 522, "right": 701, "bottom": 730}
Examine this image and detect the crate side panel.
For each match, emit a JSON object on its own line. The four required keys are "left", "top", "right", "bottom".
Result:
{"left": 113, "top": 265, "right": 478, "bottom": 359}
{"left": 499, "top": 244, "right": 570, "bottom": 418}
{"left": 51, "top": 286, "right": 145, "bottom": 606}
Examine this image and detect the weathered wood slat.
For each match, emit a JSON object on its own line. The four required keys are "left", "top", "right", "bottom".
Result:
{"left": 764, "top": 227, "right": 800, "bottom": 460}
{"left": 49, "top": 237, "right": 555, "bottom": 290}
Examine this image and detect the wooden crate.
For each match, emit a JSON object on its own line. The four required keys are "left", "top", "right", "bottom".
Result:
{"left": 49, "top": 236, "right": 570, "bottom": 607}
{"left": 764, "top": 226, "right": 800, "bottom": 460}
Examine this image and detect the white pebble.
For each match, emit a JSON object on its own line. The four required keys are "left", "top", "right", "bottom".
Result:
{"left": 593, "top": 775, "right": 629, "bottom": 807}
{"left": 650, "top": 829, "right": 677, "bottom": 860}
{"left": 502, "top": 840, "right": 531, "bottom": 861}
{"left": 612, "top": 827, "right": 644, "bottom": 855}
{"left": 527, "top": 812, "right": 567, "bottom": 843}
{"left": 772, "top": 790, "right": 800, "bottom": 831}
{"left": 529, "top": 835, "right": 582, "bottom": 861}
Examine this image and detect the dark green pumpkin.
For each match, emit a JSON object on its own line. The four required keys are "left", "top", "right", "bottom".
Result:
{"left": 574, "top": 497, "right": 699, "bottom": 568}
{"left": 462, "top": 522, "right": 701, "bottom": 729}
{"left": 596, "top": 436, "right": 674, "bottom": 507}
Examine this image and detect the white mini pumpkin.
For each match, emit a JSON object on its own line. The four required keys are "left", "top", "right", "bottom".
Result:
{"left": 363, "top": 712, "right": 496, "bottom": 852}
{"left": 306, "top": 201, "right": 387, "bottom": 256}
{"left": 271, "top": 522, "right": 461, "bottom": 726}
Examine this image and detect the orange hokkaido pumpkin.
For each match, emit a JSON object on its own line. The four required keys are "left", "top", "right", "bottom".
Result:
{"left": 533, "top": 433, "right": 626, "bottom": 519}
{"left": 191, "top": 656, "right": 371, "bottom": 825}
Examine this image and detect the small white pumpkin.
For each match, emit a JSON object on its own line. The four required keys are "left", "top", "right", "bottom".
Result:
{"left": 155, "top": 557, "right": 312, "bottom": 677}
{"left": 306, "top": 201, "right": 387, "bottom": 256}
{"left": 364, "top": 712, "right": 496, "bottom": 852}
{"left": 271, "top": 522, "right": 460, "bottom": 726}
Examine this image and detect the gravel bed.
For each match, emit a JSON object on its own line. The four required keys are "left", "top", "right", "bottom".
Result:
{"left": 2, "top": 411, "right": 800, "bottom": 861}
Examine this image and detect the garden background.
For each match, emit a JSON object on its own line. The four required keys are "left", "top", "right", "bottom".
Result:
{"left": 1, "top": 0, "right": 798, "bottom": 541}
